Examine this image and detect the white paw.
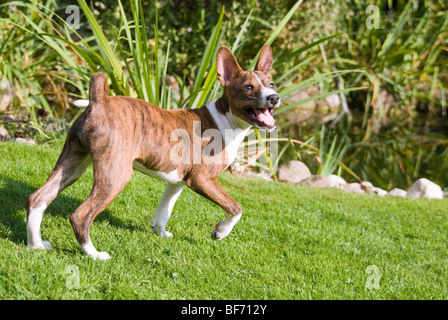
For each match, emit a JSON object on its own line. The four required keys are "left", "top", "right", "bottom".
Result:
{"left": 42, "top": 240, "right": 52, "bottom": 249}
{"left": 91, "top": 252, "right": 111, "bottom": 261}
{"left": 28, "top": 240, "right": 52, "bottom": 250}
{"left": 162, "top": 231, "right": 173, "bottom": 238}
{"left": 152, "top": 226, "right": 172, "bottom": 238}
{"left": 211, "top": 227, "right": 229, "bottom": 241}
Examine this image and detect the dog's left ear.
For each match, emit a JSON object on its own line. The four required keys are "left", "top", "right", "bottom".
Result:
{"left": 255, "top": 44, "right": 273, "bottom": 76}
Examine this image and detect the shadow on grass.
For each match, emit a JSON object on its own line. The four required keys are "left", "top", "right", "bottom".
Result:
{"left": 0, "top": 174, "right": 146, "bottom": 247}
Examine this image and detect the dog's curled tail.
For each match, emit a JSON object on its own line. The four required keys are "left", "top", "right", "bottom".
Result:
{"left": 89, "top": 72, "right": 109, "bottom": 107}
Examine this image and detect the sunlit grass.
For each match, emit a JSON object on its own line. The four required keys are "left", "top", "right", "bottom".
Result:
{"left": 1, "top": 141, "right": 447, "bottom": 299}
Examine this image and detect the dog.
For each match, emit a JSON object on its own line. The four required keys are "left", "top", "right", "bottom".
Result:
{"left": 26, "top": 44, "right": 280, "bottom": 260}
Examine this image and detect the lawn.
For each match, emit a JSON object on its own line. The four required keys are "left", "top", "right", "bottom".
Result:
{"left": 0, "top": 140, "right": 447, "bottom": 300}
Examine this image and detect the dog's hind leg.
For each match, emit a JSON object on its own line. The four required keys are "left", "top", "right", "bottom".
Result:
{"left": 69, "top": 159, "right": 133, "bottom": 260}
{"left": 151, "top": 183, "right": 184, "bottom": 238}
{"left": 27, "top": 143, "right": 91, "bottom": 250}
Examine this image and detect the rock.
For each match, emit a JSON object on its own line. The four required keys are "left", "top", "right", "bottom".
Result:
{"left": 298, "top": 175, "right": 329, "bottom": 188}
{"left": 444, "top": 192, "right": 448, "bottom": 198}
{"left": 359, "top": 181, "right": 388, "bottom": 196}
{"left": 327, "top": 174, "right": 347, "bottom": 187}
{"left": 347, "top": 182, "right": 365, "bottom": 194}
{"left": 361, "top": 181, "right": 374, "bottom": 192}
{"left": 277, "top": 160, "right": 311, "bottom": 184}
{"left": 388, "top": 188, "right": 407, "bottom": 197}
{"left": 14, "top": 137, "right": 36, "bottom": 146}
{"left": 243, "top": 171, "right": 273, "bottom": 181}
{"left": 372, "top": 187, "right": 388, "bottom": 196}
{"left": 324, "top": 94, "right": 341, "bottom": 109}
{"left": 288, "top": 90, "right": 316, "bottom": 110}
{"left": 0, "top": 125, "right": 10, "bottom": 141}
{"left": 407, "top": 178, "right": 443, "bottom": 200}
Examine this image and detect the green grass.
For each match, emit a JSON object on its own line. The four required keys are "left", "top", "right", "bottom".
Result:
{"left": 0, "top": 140, "right": 447, "bottom": 300}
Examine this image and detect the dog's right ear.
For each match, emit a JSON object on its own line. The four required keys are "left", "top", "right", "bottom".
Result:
{"left": 216, "top": 46, "right": 243, "bottom": 87}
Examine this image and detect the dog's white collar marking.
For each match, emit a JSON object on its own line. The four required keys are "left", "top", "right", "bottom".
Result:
{"left": 206, "top": 101, "right": 251, "bottom": 167}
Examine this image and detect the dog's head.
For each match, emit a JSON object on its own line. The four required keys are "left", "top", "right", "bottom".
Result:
{"left": 216, "top": 44, "right": 280, "bottom": 131}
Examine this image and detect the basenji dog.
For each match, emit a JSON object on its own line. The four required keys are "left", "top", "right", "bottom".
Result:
{"left": 26, "top": 44, "right": 280, "bottom": 260}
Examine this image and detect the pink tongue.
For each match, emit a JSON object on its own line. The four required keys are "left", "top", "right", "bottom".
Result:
{"left": 254, "top": 108, "right": 275, "bottom": 127}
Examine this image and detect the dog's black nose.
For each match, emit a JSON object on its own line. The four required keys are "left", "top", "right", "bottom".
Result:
{"left": 267, "top": 94, "right": 280, "bottom": 107}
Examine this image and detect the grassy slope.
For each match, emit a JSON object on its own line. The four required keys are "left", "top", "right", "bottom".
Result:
{"left": 0, "top": 140, "right": 447, "bottom": 300}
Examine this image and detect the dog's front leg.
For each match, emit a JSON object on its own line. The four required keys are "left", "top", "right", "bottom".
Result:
{"left": 151, "top": 183, "right": 184, "bottom": 238}
{"left": 187, "top": 177, "right": 242, "bottom": 240}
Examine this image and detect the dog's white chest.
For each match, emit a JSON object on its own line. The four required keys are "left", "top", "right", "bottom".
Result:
{"left": 206, "top": 101, "right": 251, "bottom": 167}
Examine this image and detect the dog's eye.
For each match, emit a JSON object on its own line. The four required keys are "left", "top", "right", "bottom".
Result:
{"left": 270, "top": 83, "right": 275, "bottom": 89}
{"left": 245, "top": 84, "right": 254, "bottom": 91}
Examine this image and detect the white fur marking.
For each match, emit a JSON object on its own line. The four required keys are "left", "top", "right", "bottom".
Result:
{"left": 27, "top": 203, "right": 52, "bottom": 249}
{"left": 82, "top": 238, "right": 111, "bottom": 260}
{"left": 253, "top": 74, "right": 281, "bottom": 107}
{"left": 133, "top": 162, "right": 185, "bottom": 185}
{"left": 212, "top": 212, "right": 242, "bottom": 240}
{"left": 206, "top": 101, "right": 251, "bottom": 167}
{"left": 151, "top": 183, "right": 184, "bottom": 238}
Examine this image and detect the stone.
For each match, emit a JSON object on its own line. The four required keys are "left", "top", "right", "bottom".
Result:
{"left": 0, "top": 125, "right": 10, "bottom": 142}
{"left": 407, "top": 178, "right": 443, "bottom": 200}
{"left": 243, "top": 171, "right": 273, "bottom": 181}
{"left": 347, "top": 183, "right": 365, "bottom": 194}
{"left": 327, "top": 174, "right": 347, "bottom": 187}
{"left": 324, "top": 94, "right": 341, "bottom": 109}
{"left": 277, "top": 160, "right": 311, "bottom": 184}
{"left": 15, "top": 137, "right": 36, "bottom": 146}
{"left": 361, "top": 181, "right": 374, "bottom": 192}
{"left": 372, "top": 187, "right": 388, "bottom": 196}
{"left": 388, "top": 188, "right": 407, "bottom": 197}
{"left": 298, "top": 175, "right": 329, "bottom": 188}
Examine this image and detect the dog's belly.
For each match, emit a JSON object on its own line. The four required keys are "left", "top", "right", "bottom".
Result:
{"left": 132, "top": 161, "right": 185, "bottom": 185}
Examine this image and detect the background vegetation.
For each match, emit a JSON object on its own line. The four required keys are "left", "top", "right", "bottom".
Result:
{"left": 1, "top": 0, "right": 447, "bottom": 190}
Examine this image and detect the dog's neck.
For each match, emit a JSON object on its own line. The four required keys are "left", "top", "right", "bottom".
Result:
{"left": 208, "top": 97, "right": 252, "bottom": 131}
{"left": 206, "top": 97, "right": 252, "bottom": 166}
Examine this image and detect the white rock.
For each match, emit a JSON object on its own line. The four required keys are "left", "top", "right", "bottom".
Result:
{"left": 347, "top": 183, "right": 365, "bottom": 194}
{"left": 388, "top": 188, "right": 407, "bottom": 197}
{"left": 407, "top": 178, "right": 443, "bottom": 200}
{"left": 324, "top": 94, "right": 341, "bottom": 109}
{"left": 298, "top": 175, "right": 329, "bottom": 188}
{"left": 277, "top": 160, "right": 311, "bottom": 184}
{"left": 15, "top": 137, "right": 36, "bottom": 146}
{"left": 327, "top": 174, "right": 347, "bottom": 187}
{"left": 372, "top": 187, "right": 388, "bottom": 196}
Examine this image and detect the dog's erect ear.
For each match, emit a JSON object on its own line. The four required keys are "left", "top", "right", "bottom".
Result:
{"left": 216, "top": 46, "right": 243, "bottom": 87}
{"left": 255, "top": 44, "right": 273, "bottom": 76}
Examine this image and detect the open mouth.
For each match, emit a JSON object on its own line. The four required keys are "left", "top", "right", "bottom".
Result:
{"left": 246, "top": 107, "right": 275, "bottom": 129}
